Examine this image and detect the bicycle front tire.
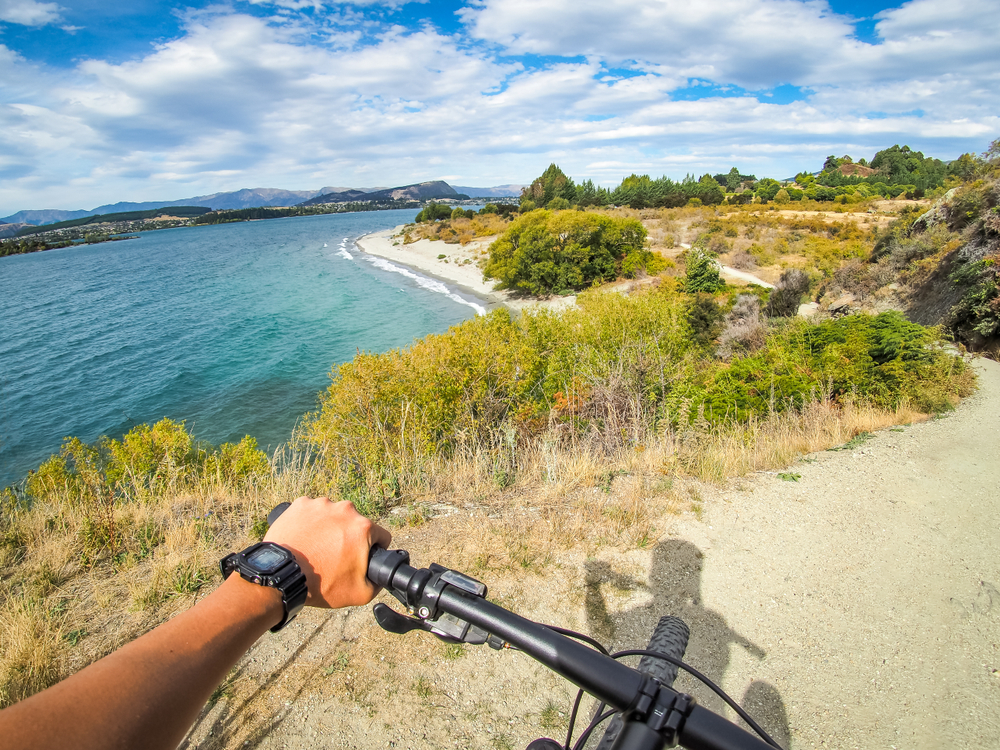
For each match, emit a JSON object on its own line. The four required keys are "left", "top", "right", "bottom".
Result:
{"left": 593, "top": 615, "right": 690, "bottom": 750}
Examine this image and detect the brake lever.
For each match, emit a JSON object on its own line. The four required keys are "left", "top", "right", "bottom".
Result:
{"left": 373, "top": 602, "right": 436, "bottom": 636}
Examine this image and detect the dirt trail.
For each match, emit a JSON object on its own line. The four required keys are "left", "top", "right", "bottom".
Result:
{"left": 186, "top": 358, "right": 999, "bottom": 750}
{"left": 668, "top": 356, "right": 1000, "bottom": 748}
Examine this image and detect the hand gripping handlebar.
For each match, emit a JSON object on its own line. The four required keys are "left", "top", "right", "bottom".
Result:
{"left": 367, "top": 545, "right": 773, "bottom": 750}
{"left": 264, "top": 504, "right": 773, "bottom": 750}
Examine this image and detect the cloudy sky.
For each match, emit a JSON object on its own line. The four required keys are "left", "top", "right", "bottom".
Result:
{"left": 1, "top": 0, "right": 997, "bottom": 214}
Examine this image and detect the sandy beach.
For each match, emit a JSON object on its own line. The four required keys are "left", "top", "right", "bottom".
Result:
{"left": 355, "top": 227, "right": 576, "bottom": 313}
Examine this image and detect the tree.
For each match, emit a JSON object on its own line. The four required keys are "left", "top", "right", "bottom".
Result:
{"left": 415, "top": 202, "right": 453, "bottom": 223}
{"left": 690, "top": 175, "right": 724, "bottom": 206}
{"left": 726, "top": 167, "right": 742, "bottom": 192}
{"left": 523, "top": 164, "right": 577, "bottom": 208}
{"left": 483, "top": 211, "right": 650, "bottom": 295}
{"left": 948, "top": 154, "right": 977, "bottom": 180}
{"left": 684, "top": 249, "right": 724, "bottom": 293}
{"left": 575, "top": 179, "right": 598, "bottom": 206}
{"left": 755, "top": 178, "right": 781, "bottom": 204}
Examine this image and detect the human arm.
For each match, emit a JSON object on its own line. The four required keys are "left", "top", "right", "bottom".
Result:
{"left": 0, "top": 497, "right": 391, "bottom": 750}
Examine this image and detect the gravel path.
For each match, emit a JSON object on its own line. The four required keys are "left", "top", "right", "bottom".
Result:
{"left": 647, "top": 355, "right": 1000, "bottom": 748}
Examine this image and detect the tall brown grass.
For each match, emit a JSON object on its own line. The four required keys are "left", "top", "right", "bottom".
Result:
{"left": 0, "top": 386, "right": 956, "bottom": 712}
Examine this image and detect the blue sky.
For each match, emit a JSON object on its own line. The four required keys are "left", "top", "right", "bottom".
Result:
{"left": 1, "top": 0, "right": 997, "bottom": 214}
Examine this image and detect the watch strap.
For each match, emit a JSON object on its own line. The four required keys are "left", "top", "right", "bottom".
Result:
{"left": 219, "top": 544, "right": 309, "bottom": 632}
{"left": 269, "top": 562, "right": 308, "bottom": 632}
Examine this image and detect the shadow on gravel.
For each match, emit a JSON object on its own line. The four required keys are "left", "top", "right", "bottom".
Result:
{"left": 179, "top": 611, "right": 338, "bottom": 750}
{"left": 585, "top": 540, "right": 790, "bottom": 747}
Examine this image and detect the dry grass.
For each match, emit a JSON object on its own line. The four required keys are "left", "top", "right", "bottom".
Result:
{"left": 406, "top": 214, "right": 511, "bottom": 245}
{"left": 0, "top": 599, "right": 64, "bottom": 707}
{"left": 671, "top": 399, "right": 927, "bottom": 481}
{"left": 0, "top": 380, "right": 947, "bottom": 713}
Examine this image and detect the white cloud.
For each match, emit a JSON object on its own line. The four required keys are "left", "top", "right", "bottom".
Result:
{"left": 0, "top": 0, "right": 62, "bottom": 27}
{"left": 461, "top": 0, "right": 857, "bottom": 89}
{"left": 462, "top": 0, "right": 1000, "bottom": 115}
{"left": 0, "top": 1, "right": 997, "bottom": 214}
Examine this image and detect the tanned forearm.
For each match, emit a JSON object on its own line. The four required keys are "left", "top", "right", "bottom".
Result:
{"left": 0, "top": 497, "right": 391, "bottom": 749}
{"left": 0, "top": 574, "right": 282, "bottom": 750}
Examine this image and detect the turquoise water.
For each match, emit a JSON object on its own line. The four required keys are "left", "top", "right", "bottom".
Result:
{"left": 0, "top": 209, "right": 486, "bottom": 488}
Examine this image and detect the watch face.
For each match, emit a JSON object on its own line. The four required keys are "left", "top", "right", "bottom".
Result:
{"left": 246, "top": 545, "right": 288, "bottom": 574}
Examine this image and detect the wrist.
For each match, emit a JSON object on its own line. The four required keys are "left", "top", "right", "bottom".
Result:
{"left": 219, "top": 574, "right": 285, "bottom": 631}
{"left": 219, "top": 542, "right": 309, "bottom": 631}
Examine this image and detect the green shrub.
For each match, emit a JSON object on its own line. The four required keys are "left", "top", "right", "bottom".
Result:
{"left": 300, "top": 287, "right": 972, "bottom": 500}
{"left": 105, "top": 418, "right": 194, "bottom": 497}
{"left": 415, "top": 203, "right": 452, "bottom": 223}
{"left": 686, "top": 293, "right": 725, "bottom": 347}
{"left": 203, "top": 436, "right": 270, "bottom": 488}
{"left": 483, "top": 210, "right": 650, "bottom": 294}
{"left": 950, "top": 252, "right": 1000, "bottom": 338}
{"left": 684, "top": 249, "right": 724, "bottom": 293}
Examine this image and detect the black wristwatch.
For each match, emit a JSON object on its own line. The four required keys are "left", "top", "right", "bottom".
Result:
{"left": 220, "top": 542, "right": 309, "bottom": 632}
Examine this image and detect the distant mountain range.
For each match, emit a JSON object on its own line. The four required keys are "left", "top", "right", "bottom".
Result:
{"left": 299, "top": 180, "right": 468, "bottom": 206}
{"left": 1, "top": 182, "right": 523, "bottom": 227}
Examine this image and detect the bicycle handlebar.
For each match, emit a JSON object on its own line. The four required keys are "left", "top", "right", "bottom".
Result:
{"left": 367, "top": 544, "right": 773, "bottom": 750}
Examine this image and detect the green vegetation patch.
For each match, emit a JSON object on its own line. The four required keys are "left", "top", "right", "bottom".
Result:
{"left": 301, "top": 284, "right": 973, "bottom": 503}
{"left": 483, "top": 209, "right": 661, "bottom": 295}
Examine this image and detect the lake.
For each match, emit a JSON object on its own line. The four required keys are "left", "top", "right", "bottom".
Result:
{"left": 0, "top": 209, "right": 484, "bottom": 488}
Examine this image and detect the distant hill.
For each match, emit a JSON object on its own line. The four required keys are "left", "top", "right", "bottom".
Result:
{"left": 1, "top": 187, "right": 347, "bottom": 226}
{"left": 89, "top": 187, "right": 351, "bottom": 214}
{"left": 299, "top": 181, "right": 465, "bottom": 206}
{"left": 452, "top": 184, "right": 523, "bottom": 198}
{"left": 15, "top": 207, "right": 213, "bottom": 237}
{"left": 1, "top": 209, "right": 93, "bottom": 226}
{"left": 3, "top": 181, "right": 517, "bottom": 226}
{"left": 0, "top": 223, "right": 32, "bottom": 239}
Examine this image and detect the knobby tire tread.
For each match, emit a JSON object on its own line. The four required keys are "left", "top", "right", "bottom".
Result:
{"left": 592, "top": 616, "right": 689, "bottom": 750}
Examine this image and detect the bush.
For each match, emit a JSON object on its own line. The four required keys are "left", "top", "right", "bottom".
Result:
{"left": 717, "top": 295, "right": 766, "bottom": 359}
{"left": 26, "top": 422, "right": 273, "bottom": 514}
{"left": 203, "top": 436, "right": 270, "bottom": 488}
{"left": 547, "top": 197, "right": 571, "bottom": 210}
{"left": 300, "top": 284, "right": 972, "bottom": 500}
{"left": 684, "top": 249, "right": 724, "bottom": 293}
{"left": 729, "top": 250, "right": 757, "bottom": 270}
{"left": 950, "top": 252, "right": 1000, "bottom": 339}
{"left": 415, "top": 203, "right": 453, "bottom": 223}
{"left": 765, "top": 269, "right": 810, "bottom": 317}
{"left": 686, "top": 294, "right": 726, "bottom": 347}
{"left": 483, "top": 210, "right": 651, "bottom": 295}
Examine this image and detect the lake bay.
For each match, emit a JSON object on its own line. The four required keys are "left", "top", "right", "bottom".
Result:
{"left": 0, "top": 209, "right": 483, "bottom": 487}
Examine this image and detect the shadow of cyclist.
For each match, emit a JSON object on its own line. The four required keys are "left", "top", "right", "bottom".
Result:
{"left": 584, "top": 538, "right": 789, "bottom": 743}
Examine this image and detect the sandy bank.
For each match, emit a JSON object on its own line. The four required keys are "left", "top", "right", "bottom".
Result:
{"left": 355, "top": 228, "right": 576, "bottom": 313}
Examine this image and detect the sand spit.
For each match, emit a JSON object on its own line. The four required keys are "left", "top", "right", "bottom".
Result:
{"left": 355, "top": 228, "right": 576, "bottom": 314}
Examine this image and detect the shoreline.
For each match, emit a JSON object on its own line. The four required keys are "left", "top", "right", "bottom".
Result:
{"left": 355, "top": 227, "right": 576, "bottom": 314}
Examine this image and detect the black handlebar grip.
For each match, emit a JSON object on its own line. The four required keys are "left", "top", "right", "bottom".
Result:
{"left": 367, "top": 545, "right": 410, "bottom": 588}
{"left": 266, "top": 502, "right": 290, "bottom": 527}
